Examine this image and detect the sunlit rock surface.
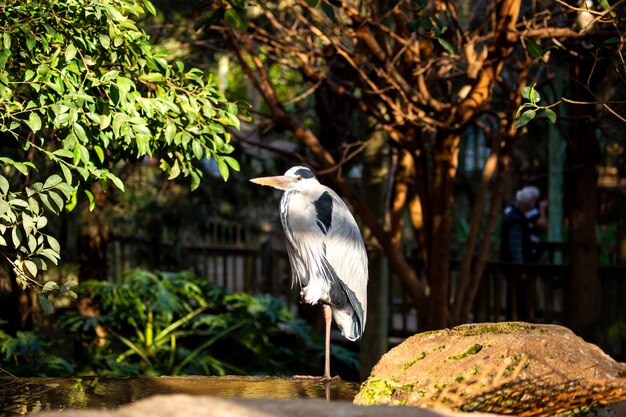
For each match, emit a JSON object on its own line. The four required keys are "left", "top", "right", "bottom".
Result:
{"left": 355, "top": 322, "right": 626, "bottom": 415}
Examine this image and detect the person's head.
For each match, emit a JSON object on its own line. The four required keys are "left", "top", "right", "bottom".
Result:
{"left": 515, "top": 186, "right": 540, "bottom": 212}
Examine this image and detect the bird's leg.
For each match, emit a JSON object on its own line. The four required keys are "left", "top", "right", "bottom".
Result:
{"left": 323, "top": 303, "right": 332, "bottom": 381}
{"left": 293, "top": 304, "right": 339, "bottom": 381}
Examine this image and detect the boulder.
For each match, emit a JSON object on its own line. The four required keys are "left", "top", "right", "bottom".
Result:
{"left": 355, "top": 322, "right": 626, "bottom": 415}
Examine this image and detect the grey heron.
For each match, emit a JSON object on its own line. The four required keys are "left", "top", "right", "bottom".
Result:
{"left": 250, "top": 166, "right": 368, "bottom": 380}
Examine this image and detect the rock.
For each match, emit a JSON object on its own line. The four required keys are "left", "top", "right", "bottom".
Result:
{"left": 40, "top": 393, "right": 497, "bottom": 417}
{"left": 355, "top": 322, "right": 626, "bottom": 415}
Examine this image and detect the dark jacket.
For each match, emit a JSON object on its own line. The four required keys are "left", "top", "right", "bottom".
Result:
{"left": 500, "top": 205, "right": 532, "bottom": 263}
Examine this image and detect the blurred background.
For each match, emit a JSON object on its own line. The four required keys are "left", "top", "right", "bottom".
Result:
{"left": 1, "top": 0, "right": 625, "bottom": 382}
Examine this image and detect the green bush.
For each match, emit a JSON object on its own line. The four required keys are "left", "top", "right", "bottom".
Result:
{"left": 0, "top": 270, "right": 358, "bottom": 377}
{"left": 56, "top": 270, "right": 312, "bottom": 375}
{"left": 0, "top": 324, "right": 75, "bottom": 376}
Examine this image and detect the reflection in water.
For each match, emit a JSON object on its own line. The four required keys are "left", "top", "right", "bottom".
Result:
{"left": 0, "top": 376, "right": 359, "bottom": 415}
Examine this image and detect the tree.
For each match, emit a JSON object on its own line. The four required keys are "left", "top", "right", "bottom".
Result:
{"left": 208, "top": 0, "right": 625, "bottom": 330}
{"left": 0, "top": 0, "right": 240, "bottom": 312}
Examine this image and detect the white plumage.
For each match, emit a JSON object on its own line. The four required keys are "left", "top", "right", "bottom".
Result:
{"left": 250, "top": 165, "right": 369, "bottom": 378}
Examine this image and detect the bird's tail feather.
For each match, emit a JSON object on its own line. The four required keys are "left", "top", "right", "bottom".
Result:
{"left": 331, "top": 307, "right": 362, "bottom": 341}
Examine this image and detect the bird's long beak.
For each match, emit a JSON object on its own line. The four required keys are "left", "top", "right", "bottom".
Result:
{"left": 250, "top": 175, "right": 292, "bottom": 190}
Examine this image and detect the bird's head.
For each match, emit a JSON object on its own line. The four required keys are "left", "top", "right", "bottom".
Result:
{"left": 250, "top": 166, "right": 317, "bottom": 191}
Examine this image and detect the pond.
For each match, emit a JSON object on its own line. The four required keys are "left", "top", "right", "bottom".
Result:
{"left": 0, "top": 376, "right": 360, "bottom": 415}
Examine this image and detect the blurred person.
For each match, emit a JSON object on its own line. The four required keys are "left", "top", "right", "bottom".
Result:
{"left": 500, "top": 186, "right": 545, "bottom": 320}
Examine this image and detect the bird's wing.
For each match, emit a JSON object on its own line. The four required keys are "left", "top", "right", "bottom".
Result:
{"left": 281, "top": 186, "right": 368, "bottom": 333}
{"left": 322, "top": 188, "right": 369, "bottom": 327}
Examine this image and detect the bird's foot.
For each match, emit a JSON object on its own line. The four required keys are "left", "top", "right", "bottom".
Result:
{"left": 293, "top": 374, "right": 341, "bottom": 382}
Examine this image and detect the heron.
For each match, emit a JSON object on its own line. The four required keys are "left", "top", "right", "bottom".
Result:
{"left": 250, "top": 166, "right": 368, "bottom": 380}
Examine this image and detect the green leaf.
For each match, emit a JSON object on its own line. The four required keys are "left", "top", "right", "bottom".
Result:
{"left": 94, "top": 145, "right": 105, "bottom": 163}
{"left": 27, "top": 112, "right": 42, "bottom": 133}
{"left": 0, "top": 49, "right": 10, "bottom": 70}
{"left": 142, "top": 0, "right": 157, "bottom": 15}
{"left": 223, "top": 156, "right": 240, "bottom": 171}
{"left": 26, "top": 35, "right": 36, "bottom": 51}
{"left": 2, "top": 33, "right": 10, "bottom": 50}
{"left": 38, "top": 294, "right": 55, "bottom": 315}
{"left": 0, "top": 200, "right": 10, "bottom": 216}
{"left": 85, "top": 189, "right": 95, "bottom": 211}
{"left": 63, "top": 280, "right": 78, "bottom": 289}
{"left": 164, "top": 121, "right": 176, "bottom": 144}
{"left": 514, "top": 109, "right": 537, "bottom": 129}
{"left": 224, "top": 9, "right": 247, "bottom": 31}
{"left": 40, "top": 191, "right": 62, "bottom": 214}
{"left": 526, "top": 40, "right": 543, "bottom": 59}
{"left": 24, "top": 259, "right": 37, "bottom": 277}
{"left": 40, "top": 248, "right": 60, "bottom": 265}
{"left": 74, "top": 123, "right": 88, "bottom": 143}
{"left": 217, "top": 158, "right": 229, "bottom": 182}
{"left": 42, "top": 280, "right": 59, "bottom": 293}
{"left": 192, "top": 140, "right": 204, "bottom": 160}
{"left": 36, "top": 216, "right": 48, "bottom": 229}
{"left": 321, "top": 2, "right": 336, "bottom": 21}
{"left": 436, "top": 37, "right": 455, "bottom": 54}
{"left": 521, "top": 85, "right": 533, "bottom": 100}
{"left": 0, "top": 175, "right": 8, "bottom": 194}
{"left": 8, "top": 198, "right": 29, "bottom": 208}
{"left": 65, "top": 43, "right": 77, "bottom": 61}
{"left": 99, "top": 34, "right": 111, "bottom": 49}
{"left": 107, "top": 173, "right": 125, "bottom": 191}
{"left": 529, "top": 88, "right": 541, "bottom": 104}
{"left": 11, "top": 227, "right": 22, "bottom": 247}
{"left": 190, "top": 170, "right": 200, "bottom": 191}
{"left": 60, "top": 163, "right": 72, "bottom": 184}
{"left": 55, "top": 182, "right": 74, "bottom": 199}
{"left": 65, "top": 187, "right": 78, "bottom": 212}
{"left": 11, "top": 161, "right": 29, "bottom": 176}
{"left": 544, "top": 108, "right": 557, "bottom": 124}
{"left": 47, "top": 235, "right": 61, "bottom": 253}
{"left": 43, "top": 174, "right": 63, "bottom": 190}
{"left": 598, "top": 0, "right": 617, "bottom": 17}
{"left": 140, "top": 73, "right": 165, "bottom": 83}
{"left": 168, "top": 160, "right": 181, "bottom": 180}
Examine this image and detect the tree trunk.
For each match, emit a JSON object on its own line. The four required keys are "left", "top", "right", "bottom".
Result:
{"left": 359, "top": 129, "right": 390, "bottom": 380}
{"left": 565, "top": 46, "right": 603, "bottom": 338}
{"left": 4, "top": 267, "right": 36, "bottom": 333}
{"left": 453, "top": 147, "right": 499, "bottom": 323}
{"left": 426, "top": 132, "right": 461, "bottom": 329}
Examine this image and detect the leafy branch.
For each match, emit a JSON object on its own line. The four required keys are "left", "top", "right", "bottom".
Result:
{"left": 0, "top": 0, "right": 242, "bottom": 303}
{"left": 514, "top": 84, "right": 557, "bottom": 129}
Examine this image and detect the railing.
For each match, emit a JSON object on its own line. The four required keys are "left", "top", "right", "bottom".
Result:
{"left": 107, "top": 232, "right": 626, "bottom": 356}
{"left": 107, "top": 228, "right": 301, "bottom": 311}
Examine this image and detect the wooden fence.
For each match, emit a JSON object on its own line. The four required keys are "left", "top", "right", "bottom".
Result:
{"left": 107, "top": 229, "right": 626, "bottom": 355}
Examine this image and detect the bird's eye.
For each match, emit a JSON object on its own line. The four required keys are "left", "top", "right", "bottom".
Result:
{"left": 296, "top": 176, "right": 303, "bottom": 182}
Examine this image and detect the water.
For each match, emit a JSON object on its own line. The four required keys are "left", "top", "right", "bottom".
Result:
{"left": 0, "top": 376, "right": 360, "bottom": 415}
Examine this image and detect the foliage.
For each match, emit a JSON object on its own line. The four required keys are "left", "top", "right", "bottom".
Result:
{"left": 0, "top": 321, "right": 75, "bottom": 376}
{"left": 514, "top": 84, "right": 557, "bottom": 130}
{"left": 56, "top": 269, "right": 354, "bottom": 376}
{"left": 0, "top": 0, "right": 241, "bottom": 297}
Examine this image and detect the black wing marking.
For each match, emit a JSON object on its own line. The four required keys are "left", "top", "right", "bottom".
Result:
{"left": 320, "top": 257, "right": 364, "bottom": 337}
{"left": 314, "top": 191, "right": 333, "bottom": 235}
